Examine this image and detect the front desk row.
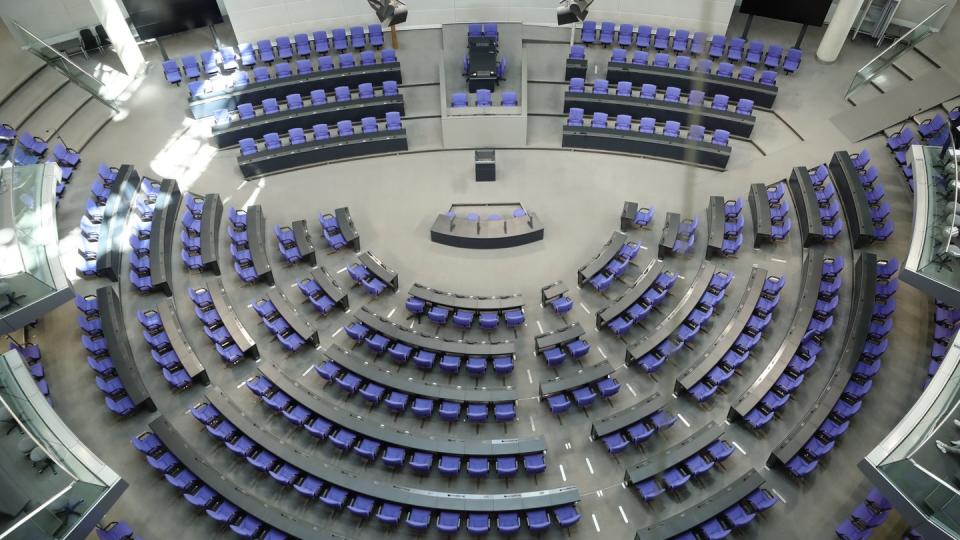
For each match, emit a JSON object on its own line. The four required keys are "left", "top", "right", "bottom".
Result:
{"left": 563, "top": 108, "right": 731, "bottom": 169}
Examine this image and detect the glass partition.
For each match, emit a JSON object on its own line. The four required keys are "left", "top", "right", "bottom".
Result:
{"left": 846, "top": 3, "right": 946, "bottom": 98}
{"left": 907, "top": 145, "right": 960, "bottom": 291}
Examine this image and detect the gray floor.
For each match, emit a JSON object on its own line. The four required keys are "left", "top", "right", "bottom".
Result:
{"left": 3, "top": 8, "right": 958, "bottom": 540}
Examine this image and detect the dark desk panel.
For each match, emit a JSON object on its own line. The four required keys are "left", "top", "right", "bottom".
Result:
{"left": 658, "top": 212, "right": 681, "bottom": 258}
{"left": 268, "top": 289, "right": 319, "bottom": 347}
{"left": 607, "top": 62, "right": 778, "bottom": 108}
{"left": 410, "top": 283, "right": 524, "bottom": 312}
{"left": 634, "top": 469, "right": 766, "bottom": 540}
{"left": 467, "top": 38, "right": 499, "bottom": 93}
{"left": 677, "top": 267, "right": 767, "bottom": 391}
{"left": 207, "top": 277, "right": 258, "bottom": 359}
{"left": 706, "top": 195, "right": 725, "bottom": 259}
{"left": 335, "top": 207, "right": 360, "bottom": 250}
{"left": 259, "top": 363, "right": 544, "bottom": 456}
{"left": 205, "top": 387, "right": 577, "bottom": 512}
{"left": 430, "top": 213, "right": 545, "bottom": 249}
{"left": 730, "top": 248, "right": 824, "bottom": 419}
{"left": 325, "top": 344, "right": 518, "bottom": 404}
{"left": 625, "top": 422, "right": 724, "bottom": 485}
{"left": 591, "top": 392, "right": 668, "bottom": 438}
{"left": 621, "top": 201, "right": 639, "bottom": 231}
{"left": 245, "top": 205, "right": 274, "bottom": 285}
{"left": 355, "top": 308, "right": 516, "bottom": 357}
{"left": 358, "top": 251, "right": 399, "bottom": 290}
{"left": 597, "top": 259, "right": 666, "bottom": 329}
{"left": 291, "top": 220, "right": 316, "bottom": 266}
{"left": 564, "top": 93, "right": 756, "bottom": 138}
{"left": 748, "top": 183, "right": 773, "bottom": 247}
{"left": 534, "top": 322, "right": 585, "bottom": 353}
{"left": 539, "top": 360, "right": 614, "bottom": 397}
{"left": 565, "top": 58, "right": 587, "bottom": 81}
{"left": 148, "top": 179, "right": 181, "bottom": 297}
{"left": 627, "top": 262, "right": 717, "bottom": 363}
{"left": 541, "top": 281, "right": 569, "bottom": 304}
{"left": 212, "top": 96, "right": 405, "bottom": 148}
{"left": 95, "top": 165, "right": 140, "bottom": 282}
{"left": 769, "top": 253, "right": 876, "bottom": 466}
{"left": 200, "top": 194, "right": 223, "bottom": 275}
{"left": 787, "top": 168, "right": 825, "bottom": 246}
{"left": 577, "top": 231, "right": 627, "bottom": 286}
{"left": 189, "top": 63, "right": 403, "bottom": 118}
{"left": 563, "top": 126, "right": 731, "bottom": 169}
{"left": 149, "top": 416, "right": 344, "bottom": 540}
{"left": 96, "top": 286, "right": 155, "bottom": 412}
{"left": 830, "top": 151, "right": 874, "bottom": 249}
{"left": 157, "top": 298, "right": 208, "bottom": 385}
{"left": 238, "top": 130, "right": 409, "bottom": 179}
{"left": 311, "top": 267, "right": 348, "bottom": 310}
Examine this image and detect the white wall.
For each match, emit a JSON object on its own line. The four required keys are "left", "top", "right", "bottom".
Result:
{"left": 223, "top": 0, "right": 736, "bottom": 44}
{"left": 0, "top": 0, "right": 99, "bottom": 43}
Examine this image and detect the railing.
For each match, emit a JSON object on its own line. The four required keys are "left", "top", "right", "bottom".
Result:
{"left": 845, "top": 3, "right": 946, "bottom": 98}
{"left": 7, "top": 20, "right": 118, "bottom": 112}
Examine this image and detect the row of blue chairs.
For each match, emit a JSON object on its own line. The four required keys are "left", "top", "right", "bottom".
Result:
{"left": 243, "top": 373, "right": 544, "bottom": 477}
{"left": 578, "top": 23, "right": 801, "bottom": 72}
{"left": 634, "top": 438, "right": 735, "bottom": 499}
{"left": 543, "top": 373, "right": 620, "bottom": 414}
{"left": 77, "top": 296, "right": 137, "bottom": 416}
{"left": 599, "top": 408, "right": 677, "bottom": 454}
{"left": 274, "top": 224, "right": 306, "bottom": 264}
{"left": 668, "top": 486, "right": 779, "bottom": 539}
{"left": 78, "top": 166, "right": 120, "bottom": 278}
{"left": 604, "top": 47, "right": 779, "bottom": 87}
{"left": 836, "top": 489, "right": 892, "bottom": 540}
{"left": 405, "top": 299, "right": 524, "bottom": 331}
{"left": 451, "top": 90, "right": 517, "bottom": 107}
{"left": 296, "top": 276, "right": 339, "bottom": 315}
{"left": 539, "top": 335, "right": 590, "bottom": 368}
{"left": 252, "top": 298, "right": 306, "bottom": 351}
{"left": 180, "top": 193, "right": 206, "bottom": 270}
{"left": 467, "top": 23, "right": 499, "bottom": 41}
{"left": 568, "top": 109, "right": 732, "bottom": 148}
{"left": 346, "top": 260, "right": 391, "bottom": 297}
{"left": 569, "top": 77, "right": 754, "bottom": 117}
{"left": 187, "top": 50, "right": 397, "bottom": 98}
{"left": 7, "top": 342, "right": 51, "bottom": 403}
{"left": 316, "top": 357, "right": 517, "bottom": 423}
{"left": 742, "top": 259, "right": 844, "bottom": 430}
{"left": 344, "top": 320, "right": 514, "bottom": 376}
{"left": 127, "top": 180, "right": 161, "bottom": 293}
{"left": 238, "top": 112, "right": 402, "bottom": 157}
{"left": 136, "top": 308, "right": 193, "bottom": 389}
{"left": 227, "top": 206, "right": 260, "bottom": 284}
{"left": 188, "top": 287, "right": 246, "bottom": 364}
{"left": 784, "top": 270, "right": 898, "bottom": 478}
{"left": 216, "top": 81, "right": 399, "bottom": 126}
{"left": 132, "top": 431, "right": 286, "bottom": 539}
{"left": 672, "top": 214, "right": 700, "bottom": 256}
{"left": 606, "top": 269, "right": 677, "bottom": 337}
{"left": 446, "top": 208, "right": 528, "bottom": 221}
{"left": 763, "top": 183, "right": 793, "bottom": 241}
{"left": 721, "top": 197, "right": 745, "bottom": 256}
{"left": 318, "top": 211, "right": 349, "bottom": 251}
{"left": 927, "top": 298, "right": 959, "bottom": 387}
{"left": 586, "top": 238, "right": 642, "bottom": 293}
{"left": 687, "top": 275, "right": 785, "bottom": 402}
{"left": 637, "top": 271, "right": 734, "bottom": 374}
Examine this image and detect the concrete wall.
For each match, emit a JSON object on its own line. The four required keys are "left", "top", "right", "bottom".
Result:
{"left": 222, "top": 0, "right": 737, "bottom": 45}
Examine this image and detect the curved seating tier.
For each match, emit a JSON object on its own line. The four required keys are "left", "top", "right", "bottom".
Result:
{"left": 748, "top": 182, "right": 774, "bottom": 246}
{"left": 195, "top": 387, "right": 581, "bottom": 533}
{"left": 534, "top": 322, "right": 590, "bottom": 367}
{"left": 626, "top": 422, "right": 733, "bottom": 498}
{"left": 248, "top": 363, "right": 546, "bottom": 474}
{"left": 319, "top": 207, "right": 360, "bottom": 251}
{"left": 295, "top": 267, "right": 349, "bottom": 315}
{"left": 92, "top": 165, "right": 140, "bottom": 281}
{"left": 137, "top": 298, "right": 208, "bottom": 389}
{"left": 590, "top": 392, "right": 675, "bottom": 454}
{"left": 405, "top": 283, "right": 524, "bottom": 330}
{"left": 578, "top": 231, "right": 643, "bottom": 292}
{"left": 596, "top": 259, "right": 672, "bottom": 331}
{"left": 229, "top": 204, "right": 274, "bottom": 284}
{"left": 181, "top": 193, "right": 223, "bottom": 274}
{"left": 188, "top": 51, "right": 401, "bottom": 118}
{"left": 189, "top": 278, "right": 259, "bottom": 363}
{"left": 145, "top": 178, "right": 181, "bottom": 296}
{"left": 538, "top": 360, "right": 620, "bottom": 414}
{"left": 829, "top": 151, "right": 874, "bottom": 249}
{"left": 787, "top": 167, "right": 827, "bottom": 246}
{"left": 252, "top": 289, "right": 319, "bottom": 352}
{"left": 316, "top": 344, "right": 519, "bottom": 422}
{"left": 347, "top": 251, "right": 399, "bottom": 296}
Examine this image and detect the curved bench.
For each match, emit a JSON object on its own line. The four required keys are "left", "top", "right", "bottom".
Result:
{"left": 147, "top": 179, "right": 181, "bottom": 296}
{"left": 596, "top": 259, "right": 668, "bottom": 329}
{"left": 94, "top": 165, "right": 140, "bottom": 281}
{"left": 625, "top": 421, "right": 732, "bottom": 498}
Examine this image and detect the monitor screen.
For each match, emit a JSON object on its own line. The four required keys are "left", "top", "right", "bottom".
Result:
{"left": 122, "top": 0, "right": 223, "bottom": 40}
{"left": 738, "top": 0, "right": 833, "bottom": 27}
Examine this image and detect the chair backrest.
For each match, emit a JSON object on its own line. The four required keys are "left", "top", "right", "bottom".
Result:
{"left": 253, "top": 66, "right": 269, "bottom": 81}
{"left": 570, "top": 44, "right": 586, "bottom": 60}
{"left": 616, "top": 81, "right": 632, "bottom": 96}
{"left": 633, "top": 51, "right": 648, "bottom": 65}
{"left": 665, "top": 87, "right": 680, "bottom": 102}
{"left": 612, "top": 48, "right": 627, "bottom": 63}
{"left": 289, "top": 128, "right": 305, "bottom": 144}
{"left": 664, "top": 121, "right": 680, "bottom": 137}
{"left": 654, "top": 53, "right": 669, "bottom": 67}
{"left": 383, "top": 80, "right": 398, "bottom": 96}
{"left": 162, "top": 60, "right": 178, "bottom": 73}
{"left": 339, "top": 54, "right": 354, "bottom": 67}
{"left": 335, "top": 86, "right": 351, "bottom": 101}
{"left": 502, "top": 91, "right": 517, "bottom": 106}
{"left": 688, "top": 90, "right": 705, "bottom": 106}
{"left": 360, "top": 51, "right": 376, "bottom": 65}
{"left": 640, "top": 83, "right": 656, "bottom": 99}
{"left": 640, "top": 117, "right": 655, "bottom": 133}
{"left": 452, "top": 92, "right": 468, "bottom": 107}
{"left": 696, "top": 59, "right": 712, "bottom": 73}
{"left": 591, "top": 112, "right": 608, "bottom": 128}
{"left": 382, "top": 49, "right": 397, "bottom": 63}
{"left": 718, "top": 62, "right": 734, "bottom": 76}
{"left": 736, "top": 98, "right": 753, "bottom": 115}
{"left": 468, "top": 23, "right": 482, "bottom": 38}
{"left": 313, "top": 124, "right": 330, "bottom": 139}
{"left": 477, "top": 89, "right": 492, "bottom": 106}
{"left": 760, "top": 70, "right": 777, "bottom": 85}
{"left": 688, "top": 125, "right": 705, "bottom": 141}
{"left": 593, "top": 79, "right": 608, "bottom": 94}
{"left": 570, "top": 78, "right": 585, "bottom": 92}
{"left": 675, "top": 56, "right": 691, "bottom": 70}
{"left": 239, "top": 138, "right": 257, "bottom": 155}
{"left": 713, "top": 129, "right": 730, "bottom": 146}
{"left": 386, "top": 111, "right": 401, "bottom": 129}
{"left": 296, "top": 59, "right": 312, "bottom": 73}
{"left": 310, "top": 89, "right": 326, "bottom": 104}
{"left": 569, "top": 108, "right": 584, "bottom": 125}
{"left": 337, "top": 120, "right": 353, "bottom": 136}
{"left": 357, "top": 82, "right": 373, "bottom": 98}
{"left": 361, "top": 117, "right": 378, "bottom": 133}
{"left": 264, "top": 132, "right": 281, "bottom": 148}
{"left": 287, "top": 94, "right": 303, "bottom": 109}
{"left": 276, "top": 62, "right": 291, "bottom": 76}
{"left": 615, "top": 114, "right": 632, "bottom": 129}
{"left": 262, "top": 98, "right": 279, "bottom": 113}
{"left": 483, "top": 23, "right": 498, "bottom": 38}
{"left": 319, "top": 56, "right": 334, "bottom": 71}
{"left": 713, "top": 94, "right": 729, "bottom": 109}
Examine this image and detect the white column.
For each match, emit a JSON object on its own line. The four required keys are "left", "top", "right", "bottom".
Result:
{"left": 87, "top": 0, "right": 144, "bottom": 75}
{"left": 816, "top": 0, "right": 866, "bottom": 63}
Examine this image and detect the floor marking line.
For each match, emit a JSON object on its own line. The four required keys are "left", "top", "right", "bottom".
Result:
{"left": 619, "top": 506, "right": 629, "bottom": 523}
{"left": 771, "top": 488, "right": 787, "bottom": 504}
{"left": 536, "top": 320, "right": 544, "bottom": 333}
{"left": 626, "top": 383, "right": 637, "bottom": 397}
{"left": 677, "top": 413, "right": 690, "bottom": 427}
{"left": 559, "top": 464, "right": 566, "bottom": 482}
{"left": 336, "top": 267, "right": 348, "bottom": 274}
{"left": 585, "top": 458, "right": 594, "bottom": 475}
{"left": 597, "top": 346, "right": 607, "bottom": 359}
{"left": 236, "top": 380, "right": 246, "bottom": 389}
{"left": 302, "top": 366, "right": 313, "bottom": 377}
{"left": 387, "top": 308, "right": 396, "bottom": 318}
{"left": 770, "top": 257, "right": 788, "bottom": 264}
{"left": 331, "top": 327, "right": 343, "bottom": 338}
{"left": 638, "top": 245, "right": 648, "bottom": 250}
{"left": 526, "top": 369, "right": 533, "bottom": 385}
{"left": 580, "top": 303, "right": 591, "bottom": 314}
{"left": 529, "top": 415, "right": 536, "bottom": 432}
{"left": 592, "top": 514, "right": 600, "bottom": 532}
{"left": 732, "top": 441, "right": 747, "bottom": 455}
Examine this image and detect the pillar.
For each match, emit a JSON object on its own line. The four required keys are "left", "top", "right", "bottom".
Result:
{"left": 816, "top": 0, "right": 866, "bottom": 63}
{"left": 88, "top": 0, "right": 144, "bottom": 75}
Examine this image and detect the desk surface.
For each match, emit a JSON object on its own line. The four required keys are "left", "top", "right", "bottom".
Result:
{"left": 311, "top": 267, "right": 348, "bottom": 309}
{"left": 267, "top": 288, "right": 318, "bottom": 346}
{"left": 659, "top": 212, "right": 681, "bottom": 255}
{"left": 539, "top": 360, "right": 614, "bottom": 397}
{"left": 562, "top": 126, "right": 732, "bottom": 170}
{"left": 410, "top": 283, "right": 524, "bottom": 312}
{"left": 95, "top": 166, "right": 139, "bottom": 281}
{"left": 147, "top": 179, "right": 181, "bottom": 296}
{"left": 468, "top": 39, "right": 499, "bottom": 77}
{"left": 246, "top": 205, "right": 273, "bottom": 284}
{"left": 597, "top": 259, "right": 666, "bottom": 328}
{"left": 207, "top": 277, "right": 257, "bottom": 357}
{"left": 326, "top": 344, "right": 519, "bottom": 403}
{"left": 578, "top": 231, "right": 628, "bottom": 285}
{"left": 606, "top": 62, "right": 778, "bottom": 108}
{"left": 706, "top": 195, "right": 725, "bottom": 256}
{"left": 748, "top": 183, "right": 773, "bottom": 241}
{"left": 787, "top": 168, "right": 826, "bottom": 245}
{"left": 291, "top": 220, "right": 315, "bottom": 265}
{"left": 237, "top": 130, "right": 409, "bottom": 179}
{"left": 430, "top": 213, "right": 545, "bottom": 249}
{"left": 541, "top": 281, "right": 569, "bottom": 303}
{"left": 199, "top": 194, "right": 223, "bottom": 273}
{"left": 591, "top": 392, "right": 668, "bottom": 438}
{"left": 830, "top": 151, "right": 875, "bottom": 248}
{"left": 359, "top": 251, "right": 399, "bottom": 290}
{"left": 626, "top": 422, "right": 724, "bottom": 484}
{"left": 96, "top": 286, "right": 153, "bottom": 410}
{"left": 534, "top": 322, "right": 586, "bottom": 352}
{"left": 335, "top": 207, "right": 360, "bottom": 246}
{"left": 157, "top": 298, "right": 206, "bottom": 380}
{"left": 260, "top": 363, "right": 544, "bottom": 456}
{"left": 355, "top": 307, "right": 516, "bottom": 357}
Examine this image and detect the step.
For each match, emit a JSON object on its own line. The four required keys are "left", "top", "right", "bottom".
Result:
{"left": 870, "top": 66, "right": 911, "bottom": 93}
{"left": 892, "top": 48, "right": 937, "bottom": 81}
{"left": 54, "top": 98, "right": 114, "bottom": 151}
{"left": 21, "top": 83, "right": 93, "bottom": 142}
{"left": 0, "top": 25, "right": 45, "bottom": 108}
{"left": 0, "top": 67, "right": 69, "bottom": 130}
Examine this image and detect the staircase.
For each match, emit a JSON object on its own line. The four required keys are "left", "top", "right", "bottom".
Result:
{"left": 852, "top": 0, "right": 903, "bottom": 45}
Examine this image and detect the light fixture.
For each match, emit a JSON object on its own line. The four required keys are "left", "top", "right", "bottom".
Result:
{"left": 557, "top": 0, "right": 594, "bottom": 25}
{"left": 368, "top": 0, "right": 408, "bottom": 26}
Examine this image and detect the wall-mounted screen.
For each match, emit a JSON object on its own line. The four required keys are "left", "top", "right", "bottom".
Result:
{"left": 121, "top": 0, "right": 223, "bottom": 40}
{"left": 739, "top": 0, "right": 833, "bottom": 26}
